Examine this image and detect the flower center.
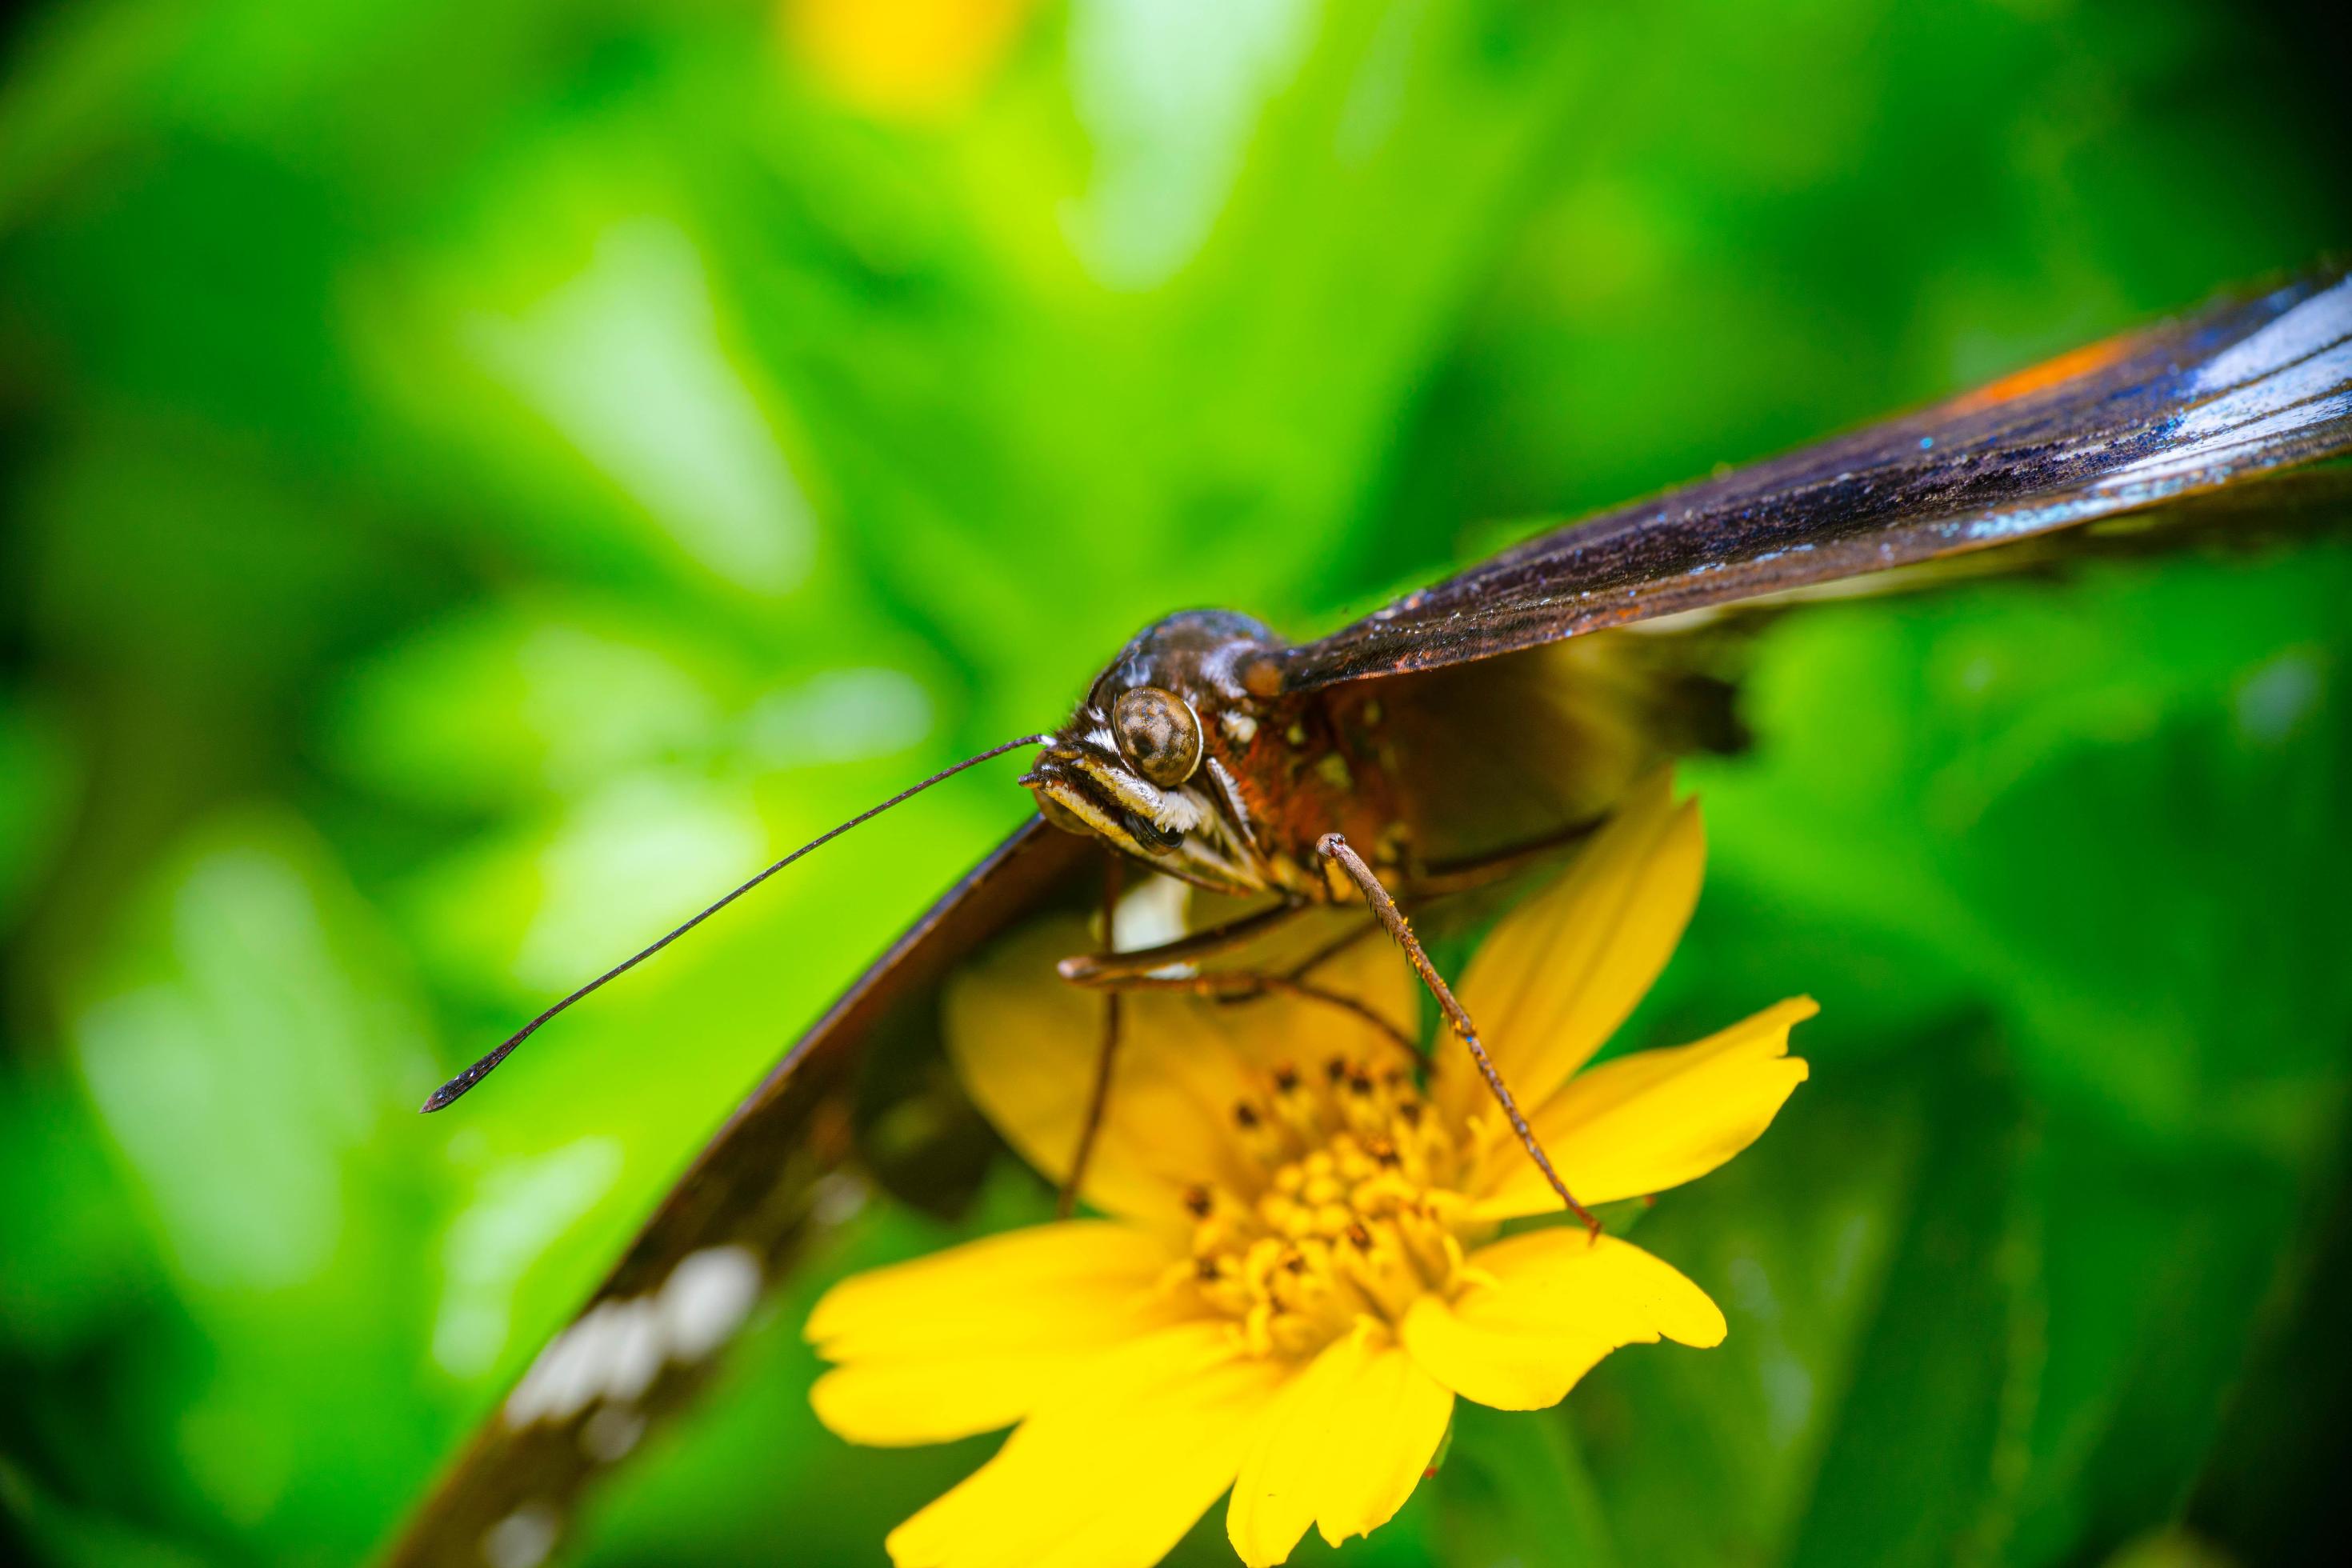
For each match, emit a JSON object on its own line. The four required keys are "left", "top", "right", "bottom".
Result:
{"left": 1181, "top": 1056, "right": 1489, "bottom": 1359}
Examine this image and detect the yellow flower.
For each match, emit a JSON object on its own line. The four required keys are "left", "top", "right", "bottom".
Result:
{"left": 780, "top": 0, "right": 1039, "bottom": 121}
{"left": 807, "top": 774, "right": 1814, "bottom": 1567}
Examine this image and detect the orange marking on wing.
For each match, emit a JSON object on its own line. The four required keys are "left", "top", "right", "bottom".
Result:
{"left": 1947, "top": 331, "right": 2142, "bottom": 415}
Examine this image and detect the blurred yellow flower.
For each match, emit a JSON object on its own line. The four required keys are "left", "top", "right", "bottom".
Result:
{"left": 782, "top": 0, "right": 1039, "bottom": 121}
{"left": 807, "top": 775, "right": 1814, "bottom": 1567}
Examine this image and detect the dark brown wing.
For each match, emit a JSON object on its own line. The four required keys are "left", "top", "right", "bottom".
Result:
{"left": 379, "top": 818, "right": 1094, "bottom": 1568}
{"left": 1282, "top": 271, "right": 2352, "bottom": 690}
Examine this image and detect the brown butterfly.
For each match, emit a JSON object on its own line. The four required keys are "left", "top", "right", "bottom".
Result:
{"left": 386, "top": 271, "right": 2352, "bottom": 1566}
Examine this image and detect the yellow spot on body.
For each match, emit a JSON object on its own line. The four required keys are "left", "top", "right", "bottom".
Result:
{"left": 1314, "top": 752, "right": 1354, "bottom": 793}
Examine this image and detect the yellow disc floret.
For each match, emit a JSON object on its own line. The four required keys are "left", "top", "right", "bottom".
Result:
{"left": 1180, "top": 1058, "right": 1494, "bottom": 1359}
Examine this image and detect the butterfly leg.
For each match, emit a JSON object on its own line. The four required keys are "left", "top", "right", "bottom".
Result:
{"left": 1058, "top": 901, "right": 1414, "bottom": 1058}
{"left": 1073, "top": 969, "right": 1418, "bottom": 1061}
{"left": 1318, "top": 832, "right": 1600, "bottom": 1237}
{"left": 1058, "top": 856, "right": 1127, "bottom": 1218}
{"left": 1053, "top": 897, "right": 1310, "bottom": 986}
{"left": 1056, "top": 987, "right": 1121, "bottom": 1219}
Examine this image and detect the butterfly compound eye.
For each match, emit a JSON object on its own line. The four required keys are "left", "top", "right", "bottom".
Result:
{"left": 1111, "top": 686, "right": 1203, "bottom": 787}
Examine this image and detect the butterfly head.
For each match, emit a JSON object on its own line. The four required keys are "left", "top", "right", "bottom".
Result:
{"left": 1022, "top": 610, "right": 1285, "bottom": 895}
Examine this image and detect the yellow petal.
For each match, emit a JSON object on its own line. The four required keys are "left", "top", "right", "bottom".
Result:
{"left": 811, "top": 1353, "right": 1074, "bottom": 1449}
{"left": 886, "top": 1322, "right": 1286, "bottom": 1568}
{"left": 1226, "top": 1339, "right": 1356, "bottom": 1567}
{"left": 1444, "top": 770, "right": 1701, "bottom": 1123}
{"left": 946, "top": 916, "right": 1418, "bottom": 1225}
{"left": 1212, "top": 928, "right": 1422, "bottom": 1085}
{"left": 1475, "top": 997, "right": 1814, "bottom": 1220}
{"left": 1446, "top": 1229, "right": 1728, "bottom": 1342}
{"left": 1224, "top": 1333, "right": 1450, "bottom": 1564}
{"left": 946, "top": 919, "right": 1263, "bottom": 1226}
{"left": 806, "top": 1221, "right": 1182, "bottom": 1445}
{"left": 1306, "top": 1339, "right": 1453, "bottom": 1547}
{"left": 1401, "top": 1232, "right": 1725, "bottom": 1410}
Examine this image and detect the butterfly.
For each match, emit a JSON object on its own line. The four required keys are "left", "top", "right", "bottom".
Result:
{"left": 386, "top": 270, "right": 2352, "bottom": 1566}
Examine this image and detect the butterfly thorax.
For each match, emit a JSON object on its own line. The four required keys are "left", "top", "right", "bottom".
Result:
{"left": 1023, "top": 610, "right": 1412, "bottom": 901}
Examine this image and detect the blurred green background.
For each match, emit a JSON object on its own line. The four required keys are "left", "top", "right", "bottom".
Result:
{"left": 2, "top": 1, "right": 2348, "bottom": 1564}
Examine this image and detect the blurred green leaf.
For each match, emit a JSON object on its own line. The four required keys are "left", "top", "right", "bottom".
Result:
{"left": 64, "top": 812, "right": 449, "bottom": 1561}
{"left": 1558, "top": 1038, "right": 1954, "bottom": 1566}
{"left": 0, "top": 1064, "right": 153, "bottom": 1357}
{"left": 0, "top": 694, "right": 75, "bottom": 924}
{"left": 1781, "top": 1038, "right": 2033, "bottom": 1567}
{"left": 1, "top": 1459, "right": 210, "bottom": 1568}
{"left": 1437, "top": 1402, "right": 1617, "bottom": 1568}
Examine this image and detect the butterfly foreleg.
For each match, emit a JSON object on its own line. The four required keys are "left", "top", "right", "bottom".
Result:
{"left": 1317, "top": 831, "right": 1601, "bottom": 1238}
{"left": 1058, "top": 857, "right": 1128, "bottom": 1218}
{"left": 1071, "top": 968, "right": 1418, "bottom": 1062}
{"left": 1057, "top": 896, "right": 1414, "bottom": 1056}
{"left": 1057, "top": 985, "right": 1121, "bottom": 1220}
{"left": 1053, "top": 896, "right": 1311, "bottom": 986}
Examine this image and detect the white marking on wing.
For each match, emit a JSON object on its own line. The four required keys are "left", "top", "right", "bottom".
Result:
{"left": 482, "top": 1503, "right": 559, "bottom": 1568}
{"left": 503, "top": 1302, "right": 614, "bottom": 1425}
{"left": 2194, "top": 277, "right": 2352, "bottom": 394}
{"left": 2101, "top": 391, "right": 2352, "bottom": 486}
{"left": 580, "top": 1405, "right": 646, "bottom": 1464}
{"left": 811, "top": 1170, "right": 870, "bottom": 1227}
{"left": 502, "top": 1245, "right": 763, "bottom": 1429}
{"left": 2076, "top": 313, "right": 2351, "bottom": 494}
{"left": 2174, "top": 338, "right": 2352, "bottom": 443}
{"left": 662, "top": 1245, "right": 762, "bottom": 1360}
{"left": 600, "top": 1300, "right": 665, "bottom": 1403}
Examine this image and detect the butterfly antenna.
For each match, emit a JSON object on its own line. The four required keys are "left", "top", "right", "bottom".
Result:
{"left": 419, "top": 732, "right": 1053, "bottom": 1112}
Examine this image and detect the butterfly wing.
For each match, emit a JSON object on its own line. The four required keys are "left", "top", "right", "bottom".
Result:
{"left": 1281, "top": 272, "right": 2352, "bottom": 691}
{"left": 381, "top": 818, "right": 1095, "bottom": 1568}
